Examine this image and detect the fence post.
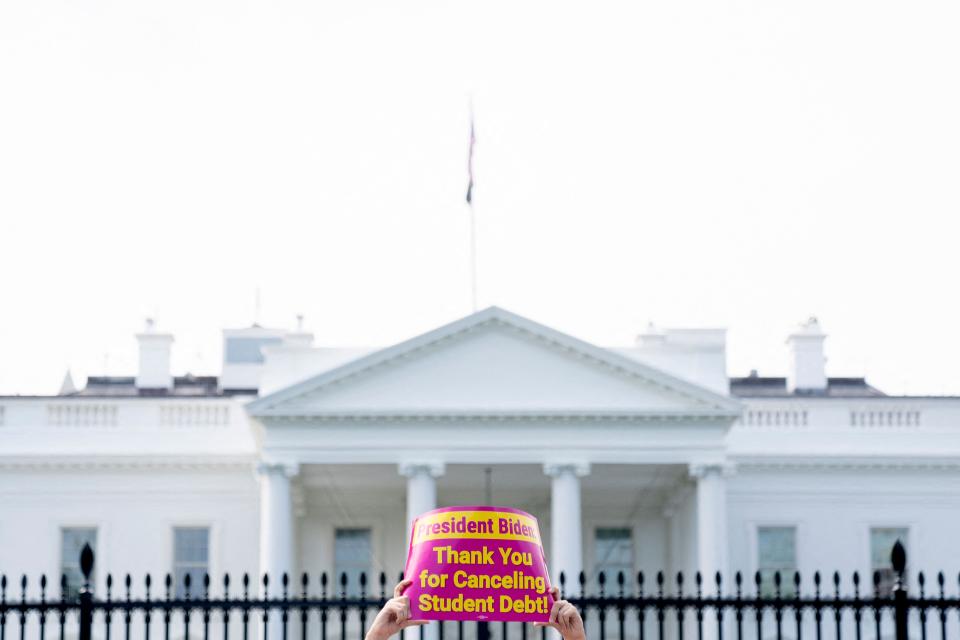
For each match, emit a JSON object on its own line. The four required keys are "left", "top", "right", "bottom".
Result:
{"left": 78, "top": 543, "right": 95, "bottom": 640}
{"left": 892, "top": 540, "right": 908, "bottom": 640}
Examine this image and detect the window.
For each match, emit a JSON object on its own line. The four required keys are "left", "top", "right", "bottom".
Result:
{"left": 173, "top": 527, "right": 210, "bottom": 597}
{"left": 61, "top": 528, "right": 97, "bottom": 599}
{"left": 871, "top": 527, "right": 908, "bottom": 596}
{"left": 225, "top": 337, "right": 282, "bottom": 364}
{"left": 594, "top": 528, "right": 633, "bottom": 588}
{"left": 334, "top": 528, "right": 372, "bottom": 597}
{"left": 757, "top": 527, "right": 796, "bottom": 597}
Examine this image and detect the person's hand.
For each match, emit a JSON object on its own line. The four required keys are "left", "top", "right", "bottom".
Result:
{"left": 533, "top": 587, "right": 585, "bottom": 640}
{"left": 364, "top": 579, "right": 428, "bottom": 640}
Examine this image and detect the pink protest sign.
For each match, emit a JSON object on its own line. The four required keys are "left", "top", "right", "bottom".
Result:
{"left": 403, "top": 506, "right": 554, "bottom": 623}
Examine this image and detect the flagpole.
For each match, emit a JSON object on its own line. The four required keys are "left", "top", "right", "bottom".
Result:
{"left": 467, "top": 99, "right": 478, "bottom": 312}
{"left": 469, "top": 198, "right": 478, "bottom": 312}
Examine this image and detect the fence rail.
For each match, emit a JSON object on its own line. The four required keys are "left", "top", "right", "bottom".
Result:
{"left": 1, "top": 542, "right": 956, "bottom": 640}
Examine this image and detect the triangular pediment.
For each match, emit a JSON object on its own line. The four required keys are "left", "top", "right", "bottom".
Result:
{"left": 248, "top": 308, "right": 740, "bottom": 418}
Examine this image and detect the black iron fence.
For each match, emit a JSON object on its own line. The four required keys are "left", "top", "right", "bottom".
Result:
{"left": 1, "top": 542, "right": 957, "bottom": 640}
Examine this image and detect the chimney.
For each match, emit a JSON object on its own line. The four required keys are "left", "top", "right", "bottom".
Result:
{"left": 786, "top": 317, "right": 827, "bottom": 393}
{"left": 283, "top": 314, "right": 314, "bottom": 348}
{"left": 136, "top": 318, "right": 174, "bottom": 390}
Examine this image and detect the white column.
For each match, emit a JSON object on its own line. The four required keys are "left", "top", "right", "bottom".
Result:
{"left": 690, "top": 464, "right": 731, "bottom": 587}
{"left": 544, "top": 463, "right": 589, "bottom": 589}
{"left": 257, "top": 462, "right": 298, "bottom": 595}
{"left": 399, "top": 462, "right": 445, "bottom": 546}
{"left": 399, "top": 463, "right": 444, "bottom": 640}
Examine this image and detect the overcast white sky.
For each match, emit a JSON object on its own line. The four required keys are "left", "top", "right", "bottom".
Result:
{"left": 1, "top": 0, "right": 959, "bottom": 396}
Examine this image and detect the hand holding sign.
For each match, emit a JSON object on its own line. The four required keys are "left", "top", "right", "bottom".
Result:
{"left": 533, "top": 588, "right": 586, "bottom": 640}
{"left": 364, "top": 579, "right": 428, "bottom": 640}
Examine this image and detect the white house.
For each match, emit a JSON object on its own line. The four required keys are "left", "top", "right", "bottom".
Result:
{"left": 2, "top": 307, "right": 959, "bottom": 604}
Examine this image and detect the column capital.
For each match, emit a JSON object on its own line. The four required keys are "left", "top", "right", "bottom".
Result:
{"left": 256, "top": 461, "right": 300, "bottom": 478}
{"left": 543, "top": 461, "right": 591, "bottom": 477}
{"left": 688, "top": 462, "right": 736, "bottom": 480}
{"left": 399, "top": 461, "right": 446, "bottom": 478}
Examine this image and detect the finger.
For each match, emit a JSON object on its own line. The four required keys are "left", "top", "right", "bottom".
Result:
{"left": 533, "top": 622, "right": 557, "bottom": 630}
{"left": 394, "top": 579, "right": 413, "bottom": 598}
{"left": 560, "top": 606, "right": 579, "bottom": 626}
{"left": 549, "top": 586, "right": 560, "bottom": 600}
{"left": 548, "top": 599, "right": 563, "bottom": 624}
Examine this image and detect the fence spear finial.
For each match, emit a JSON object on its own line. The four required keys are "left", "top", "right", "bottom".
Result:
{"left": 80, "top": 544, "right": 94, "bottom": 589}
{"left": 892, "top": 539, "right": 907, "bottom": 576}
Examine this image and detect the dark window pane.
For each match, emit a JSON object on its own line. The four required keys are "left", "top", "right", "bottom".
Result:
{"left": 173, "top": 527, "right": 209, "bottom": 598}
{"left": 870, "top": 527, "right": 908, "bottom": 596}
{"left": 594, "top": 527, "right": 632, "bottom": 588}
{"left": 175, "top": 528, "right": 209, "bottom": 564}
{"left": 757, "top": 527, "right": 796, "bottom": 597}
{"left": 61, "top": 528, "right": 97, "bottom": 599}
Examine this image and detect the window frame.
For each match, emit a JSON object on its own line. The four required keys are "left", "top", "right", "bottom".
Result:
{"left": 60, "top": 526, "right": 99, "bottom": 599}
{"left": 166, "top": 521, "right": 218, "bottom": 596}
{"left": 333, "top": 526, "right": 374, "bottom": 598}
{"left": 752, "top": 523, "right": 799, "bottom": 598}
{"left": 172, "top": 526, "right": 212, "bottom": 598}
{"left": 591, "top": 525, "right": 635, "bottom": 589}
{"left": 867, "top": 525, "right": 911, "bottom": 596}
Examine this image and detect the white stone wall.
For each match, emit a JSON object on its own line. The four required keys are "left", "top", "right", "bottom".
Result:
{"left": 0, "top": 467, "right": 259, "bottom": 598}
{"left": 5, "top": 462, "right": 960, "bottom": 601}
{"left": 727, "top": 467, "right": 960, "bottom": 585}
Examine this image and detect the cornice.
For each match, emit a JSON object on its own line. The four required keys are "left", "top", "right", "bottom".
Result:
{"left": 0, "top": 454, "right": 257, "bottom": 471}
{"left": 257, "top": 410, "right": 739, "bottom": 424}
{"left": 739, "top": 396, "right": 960, "bottom": 406}
{"left": 732, "top": 455, "right": 960, "bottom": 471}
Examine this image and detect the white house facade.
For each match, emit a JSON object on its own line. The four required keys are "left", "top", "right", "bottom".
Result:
{"left": 2, "top": 307, "right": 960, "bottom": 603}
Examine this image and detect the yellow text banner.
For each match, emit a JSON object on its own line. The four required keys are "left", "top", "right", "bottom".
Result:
{"left": 412, "top": 510, "right": 542, "bottom": 546}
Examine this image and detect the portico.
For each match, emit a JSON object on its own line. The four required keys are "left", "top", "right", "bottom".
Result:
{"left": 249, "top": 308, "right": 741, "bottom": 593}
{"left": 256, "top": 463, "right": 729, "bottom": 588}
